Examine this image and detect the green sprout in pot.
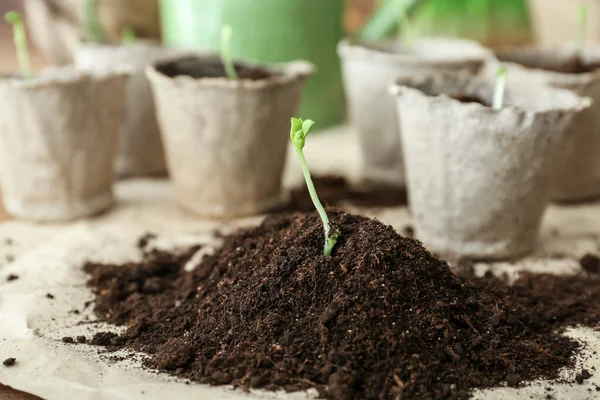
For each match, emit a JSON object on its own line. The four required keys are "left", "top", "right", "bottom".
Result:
{"left": 578, "top": 2, "right": 588, "bottom": 57}
{"left": 290, "top": 118, "right": 340, "bottom": 256}
{"left": 397, "top": 0, "right": 414, "bottom": 50}
{"left": 493, "top": 65, "right": 508, "bottom": 110}
{"left": 121, "top": 27, "right": 136, "bottom": 45}
{"left": 85, "top": 0, "right": 105, "bottom": 42}
{"left": 5, "top": 11, "right": 32, "bottom": 80}
{"left": 220, "top": 25, "right": 239, "bottom": 81}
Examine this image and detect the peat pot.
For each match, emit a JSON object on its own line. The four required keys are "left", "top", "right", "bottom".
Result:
{"left": 338, "top": 37, "right": 489, "bottom": 186}
{"left": 146, "top": 55, "right": 314, "bottom": 218}
{"left": 0, "top": 68, "right": 128, "bottom": 221}
{"left": 494, "top": 46, "right": 600, "bottom": 202}
{"left": 391, "top": 71, "right": 591, "bottom": 259}
{"left": 75, "top": 40, "right": 180, "bottom": 177}
{"left": 25, "top": 0, "right": 161, "bottom": 65}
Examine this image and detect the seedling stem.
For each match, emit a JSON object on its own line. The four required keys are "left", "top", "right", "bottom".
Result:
{"left": 493, "top": 65, "right": 507, "bottom": 111}
{"left": 5, "top": 11, "right": 32, "bottom": 80}
{"left": 221, "top": 25, "right": 239, "bottom": 81}
{"left": 397, "top": 0, "right": 413, "bottom": 49}
{"left": 290, "top": 118, "right": 339, "bottom": 256}
{"left": 578, "top": 2, "right": 588, "bottom": 57}
{"left": 122, "top": 27, "right": 136, "bottom": 44}
{"left": 85, "top": 0, "right": 105, "bottom": 42}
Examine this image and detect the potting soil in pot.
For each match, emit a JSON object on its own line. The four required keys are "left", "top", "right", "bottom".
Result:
{"left": 82, "top": 210, "right": 595, "bottom": 400}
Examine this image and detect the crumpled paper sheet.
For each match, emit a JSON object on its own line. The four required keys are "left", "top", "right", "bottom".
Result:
{"left": 0, "top": 127, "right": 599, "bottom": 400}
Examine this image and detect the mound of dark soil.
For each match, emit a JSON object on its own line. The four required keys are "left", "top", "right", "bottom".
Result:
{"left": 84, "top": 210, "right": 586, "bottom": 400}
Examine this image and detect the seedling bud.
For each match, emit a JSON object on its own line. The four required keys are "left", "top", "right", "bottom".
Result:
{"left": 290, "top": 118, "right": 339, "bottom": 256}
{"left": 121, "top": 27, "right": 136, "bottom": 44}
{"left": 397, "top": 0, "right": 413, "bottom": 49}
{"left": 221, "top": 25, "right": 239, "bottom": 81}
{"left": 5, "top": 11, "right": 32, "bottom": 80}
{"left": 493, "top": 65, "right": 508, "bottom": 111}
{"left": 85, "top": 0, "right": 105, "bottom": 43}
{"left": 578, "top": 2, "right": 588, "bottom": 57}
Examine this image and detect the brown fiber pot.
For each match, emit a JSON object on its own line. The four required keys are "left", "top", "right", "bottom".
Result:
{"left": 338, "top": 37, "right": 489, "bottom": 187}
{"left": 392, "top": 71, "right": 591, "bottom": 259}
{"left": 0, "top": 68, "right": 128, "bottom": 221}
{"left": 75, "top": 40, "right": 182, "bottom": 177}
{"left": 25, "top": 0, "right": 161, "bottom": 65}
{"left": 494, "top": 45, "right": 600, "bottom": 202}
{"left": 146, "top": 56, "right": 314, "bottom": 219}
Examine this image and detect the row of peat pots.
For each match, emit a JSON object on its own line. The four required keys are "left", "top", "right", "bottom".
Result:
{"left": 1, "top": 1, "right": 599, "bottom": 263}
{"left": 340, "top": 36, "right": 600, "bottom": 261}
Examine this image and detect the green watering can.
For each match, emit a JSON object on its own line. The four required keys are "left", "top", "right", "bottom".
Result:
{"left": 159, "top": 0, "right": 533, "bottom": 128}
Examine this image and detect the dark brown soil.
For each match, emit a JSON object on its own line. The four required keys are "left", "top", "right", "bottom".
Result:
{"left": 471, "top": 270, "right": 600, "bottom": 329}
{"left": 82, "top": 210, "right": 592, "bottom": 400}
{"left": 3, "top": 358, "right": 16, "bottom": 367}
{"left": 284, "top": 176, "right": 406, "bottom": 212}
{"left": 497, "top": 54, "right": 600, "bottom": 74}
{"left": 454, "top": 95, "right": 488, "bottom": 106}
{"left": 155, "top": 56, "right": 272, "bottom": 81}
{"left": 5, "top": 273, "right": 18, "bottom": 282}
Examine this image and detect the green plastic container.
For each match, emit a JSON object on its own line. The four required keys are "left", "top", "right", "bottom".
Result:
{"left": 159, "top": 0, "right": 345, "bottom": 128}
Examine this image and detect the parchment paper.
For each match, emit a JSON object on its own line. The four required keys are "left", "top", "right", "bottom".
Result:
{"left": 0, "top": 127, "right": 599, "bottom": 400}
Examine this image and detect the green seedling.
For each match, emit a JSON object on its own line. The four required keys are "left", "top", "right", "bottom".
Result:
{"left": 85, "top": 0, "right": 105, "bottom": 42}
{"left": 397, "top": 0, "right": 413, "bottom": 49}
{"left": 5, "top": 11, "right": 32, "bottom": 80}
{"left": 221, "top": 25, "right": 239, "bottom": 81}
{"left": 121, "top": 27, "right": 136, "bottom": 44}
{"left": 578, "top": 2, "right": 588, "bottom": 57}
{"left": 290, "top": 118, "right": 339, "bottom": 256}
{"left": 493, "top": 65, "right": 508, "bottom": 110}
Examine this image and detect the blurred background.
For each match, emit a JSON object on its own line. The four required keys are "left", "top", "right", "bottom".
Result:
{"left": 0, "top": 0, "right": 591, "bottom": 123}
{"left": 0, "top": 0, "right": 375, "bottom": 73}
{"left": 0, "top": 0, "right": 575, "bottom": 73}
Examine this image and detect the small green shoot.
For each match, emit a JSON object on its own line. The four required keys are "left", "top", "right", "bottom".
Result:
{"left": 397, "top": 0, "right": 413, "bottom": 49}
{"left": 220, "top": 25, "right": 239, "bottom": 81}
{"left": 5, "top": 11, "right": 32, "bottom": 80}
{"left": 121, "top": 27, "right": 136, "bottom": 44}
{"left": 578, "top": 2, "right": 588, "bottom": 57}
{"left": 85, "top": 0, "right": 105, "bottom": 42}
{"left": 290, "top": 118, "right": 339, "bottom": 256}
{"left": 493, "top": 65, "right": 508, "bottom": 110}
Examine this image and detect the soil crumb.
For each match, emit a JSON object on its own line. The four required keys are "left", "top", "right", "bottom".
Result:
{"left": 284, "top": 175, "right": 406, "bottom": 212}
{"left": 5, "top": 273, "right": 18, "bottom": 282}
{"left": 137, "top": 233, "right": 157, "bottom": 250}
{"left": 3, "top": 358, "right": 16, "bottom": 367}
{"left": 46, "top": 293, "right": 54, "bottom": 299}
{"left": 83, "top": 210, "right": 593, "bottom": 400}
{"left": 580, "top": 254, "right": 600, "bottom": 274}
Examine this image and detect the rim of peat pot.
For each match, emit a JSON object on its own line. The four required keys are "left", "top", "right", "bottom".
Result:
{"left": 390, "top": 71, "right": 592, "bottom": 260}
{"left": 338, "top": 36, "right": 492, "bottom": 68}
{"left": 146, "top": 55, "right": 315, "bottom": 219}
